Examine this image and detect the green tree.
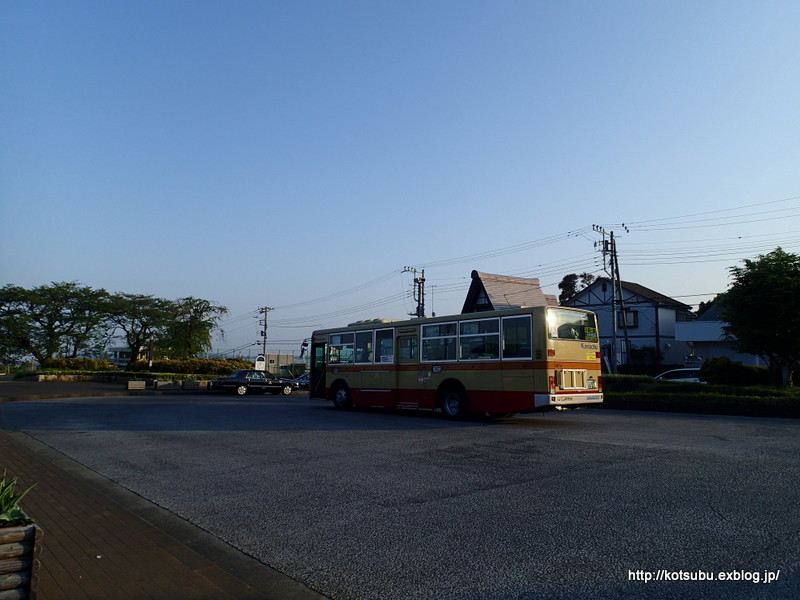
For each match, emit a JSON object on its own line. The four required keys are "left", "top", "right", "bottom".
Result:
{"left": 107, "top": 293, "right": 174, "bottom": 369}
{"left": 558, "top": 272, "right": 596, "bottom": 303}
{"left": 0, "top": 282, "right": 111, "bottom": 363}
{"left": 721, "top": 248, "right": 800, "bottom": 385}
{"left": 158, "top": 297, "right": 227, "bottom": 359}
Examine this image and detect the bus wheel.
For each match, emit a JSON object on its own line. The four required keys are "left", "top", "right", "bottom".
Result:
{"left": 441, "top": 386, "right": 467, "bottom": 419}
{"left": 332, "top": 384, "right": 352, "bottom": 410}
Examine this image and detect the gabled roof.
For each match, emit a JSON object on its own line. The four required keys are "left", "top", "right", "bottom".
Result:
{"left": 617, "top": 279, "right": 691, "bottom": 309}
{"left": 566, "top": 277, "right": 691, "bottom": 311}
{"left": 461, "top": 271, "right": 558, "bottom": 313}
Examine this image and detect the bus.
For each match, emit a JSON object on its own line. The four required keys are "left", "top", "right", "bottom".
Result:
{"left": 309, "top": 305, "right": 603, "bottom": 418}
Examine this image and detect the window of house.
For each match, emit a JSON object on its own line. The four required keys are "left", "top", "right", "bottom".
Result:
{"left": 619, "top": 310, "right": 639, "bottom": 329}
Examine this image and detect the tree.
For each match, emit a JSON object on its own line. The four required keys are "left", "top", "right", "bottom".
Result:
{"left": 107, "top": 293, "right": 174, "bottom": 369}
{"left": 158, "top": 297, "right": 228, "bottom": 359}
{"left": 720, "top": 248, "right": 800, "bottom": 385}
{"left": 558, "top": 272, "right": 596, "bottom": 303}
{"left": 0, "top": 282, "right": 111, "bottom": 363}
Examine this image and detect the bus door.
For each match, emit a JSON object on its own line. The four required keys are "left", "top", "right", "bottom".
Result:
{"left": 396, "top": 330, "right": 433, "bottom": 409}
{"left": 355, "top": 328, "right": 395, "bottom": 408}
{"left": 309, "top": 340, "right": 327, "bottom": 399}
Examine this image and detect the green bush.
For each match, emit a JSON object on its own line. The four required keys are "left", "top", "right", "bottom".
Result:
{"left": 700, "top": 356, "right": 770, "bottom": 386}
{"left": 127, "top": 357, "right": 251, "bottom": 376}
{"left": 601, "top": 375, "right": 652, "bottom": 393}
{"left": 41, "top": 357, "right": 118, "bottom": 371}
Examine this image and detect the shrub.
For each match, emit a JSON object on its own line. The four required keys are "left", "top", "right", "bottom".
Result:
{"left": 40, "top": 357, "right": 117, "bottom": 371}
{"left": 602, "top": 375, "right": 652, "bottom": 393}
{"left": 700, "top": 356, "right": 770, "bottom": 386}
{"left": 127, "top": 357, "right": 252, "bottom": 376}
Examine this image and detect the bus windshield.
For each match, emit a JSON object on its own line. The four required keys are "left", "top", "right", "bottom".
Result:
{"left": 547, "top": 308, "right": 598, "bottom": 342}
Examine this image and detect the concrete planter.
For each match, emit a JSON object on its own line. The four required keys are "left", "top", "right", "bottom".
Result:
{"left": 154, "top": 380, "right": 179, "bottom": 390}
{"left": 0, "top": 523, "right": 43, "bottom": 600}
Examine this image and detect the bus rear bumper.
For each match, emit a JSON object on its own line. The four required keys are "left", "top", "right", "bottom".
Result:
{"left": 535, "top": 393, "right": 603, "bottom": 408}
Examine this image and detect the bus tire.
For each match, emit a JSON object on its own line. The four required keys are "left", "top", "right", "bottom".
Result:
{"left": 331, "top": 383, "right": 352, "bottom": 410}
{"left": 440, "top": 385, "right": 467, "bottom": 419}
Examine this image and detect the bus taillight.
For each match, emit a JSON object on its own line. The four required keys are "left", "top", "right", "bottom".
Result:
{"left": 549, "top": 375, "right": 556, "bottom": 392}
{"left": 598, "top": 376, "right": 603, "bottom": 391}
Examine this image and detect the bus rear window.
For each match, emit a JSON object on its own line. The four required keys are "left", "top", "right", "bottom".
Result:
{"left": 547, "top": 309, "right": 598, "bottom": 342}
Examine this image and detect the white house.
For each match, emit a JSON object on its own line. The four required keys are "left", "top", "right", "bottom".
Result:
{"left": 563, "top": 277, "right": 694, "bottom": 367}
{"left": 674, "top": 305, "right": 764, "bottom": 366}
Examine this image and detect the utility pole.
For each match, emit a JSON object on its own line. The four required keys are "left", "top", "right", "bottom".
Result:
{"left": 259, "top": 307, "right": 273, "bottom": 356}
{"left": 403, "top": 266, "right": 426, "bottom": 318}
{"left": 593, "top": 225, "right": 629, "bottom": 373}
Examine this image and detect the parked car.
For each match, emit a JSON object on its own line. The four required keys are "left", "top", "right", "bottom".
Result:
{"left": 290, "top": 372, "right": 310, "bottom": 390}
{"left": 210, "top": 370, "right": 295, "bottom": 396}
{"left": 654, "top": 368, "right": 704, "bottom": 383}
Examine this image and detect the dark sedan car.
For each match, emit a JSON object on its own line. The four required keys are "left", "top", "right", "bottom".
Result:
{"left": 210, "top": 369, "right": 295, "bottom": 396}
{"left": 290, "top": 372, "right": 310, "bottom": 390}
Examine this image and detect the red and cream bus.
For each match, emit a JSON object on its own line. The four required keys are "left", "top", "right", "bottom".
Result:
{"left": 309, "top": 305, "right": 603, "bottom": 418}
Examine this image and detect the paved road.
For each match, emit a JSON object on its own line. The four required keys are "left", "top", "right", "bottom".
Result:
{"left": 1, "top": 395, "right": 798, "bottom": 600}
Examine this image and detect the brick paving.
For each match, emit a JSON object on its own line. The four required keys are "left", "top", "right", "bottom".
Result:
{"left": 0, "top": 382, "right": 326, "bottom": 600}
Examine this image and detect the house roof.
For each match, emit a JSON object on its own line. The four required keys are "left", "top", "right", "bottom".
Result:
{"left": 569, "top": 277, "right": 692, "bottom": 311}
{"left": 461, "top": 270, "right": 558, "bottom": 313}
{"left": 697, "top": 303, "right": 725, "bottom": 321}
{"left": 617, "top": 279, "right": 691, "bottom": 309}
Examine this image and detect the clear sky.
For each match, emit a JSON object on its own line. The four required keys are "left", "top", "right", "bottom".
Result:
{"left": 2, "top": 0, "right": 799, "bottom": 357}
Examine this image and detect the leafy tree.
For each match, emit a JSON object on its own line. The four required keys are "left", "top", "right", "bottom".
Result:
{"left": 558, "top": 272, "right": 596, "bottom": 303}
{"left": 158, "top": 297, "right": 228, "bottom": 359}
{"left": 107, "top": 293, "right": 174, "bottom": 369}
{"left": 0, "top": 282, "right": 111, "bottom": 363}
{"left": 720, "top": 248, "right": 800, "bottom": 385}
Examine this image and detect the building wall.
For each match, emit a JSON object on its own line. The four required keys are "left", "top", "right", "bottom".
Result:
{"left": 674, "top": 321, "right": 763, "bottom": 366}
{"left": 569, "top": 291, "right": 690, "bottom": 365}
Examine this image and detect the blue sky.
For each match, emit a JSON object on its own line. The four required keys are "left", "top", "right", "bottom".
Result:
{"left": 2, "top": 0, "right": 799, "bottom": 357}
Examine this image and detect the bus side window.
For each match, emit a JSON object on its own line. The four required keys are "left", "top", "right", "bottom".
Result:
{"left": 502, "top": 316, "right": 532, "bottom": 359}
{"left": 376, "top": 329, "right": 394, "bottom": 363}
{"left": 355, "top": 330, "right": 373, "bottom": 363}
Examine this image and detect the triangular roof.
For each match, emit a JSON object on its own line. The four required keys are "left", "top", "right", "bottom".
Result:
{"left": 461, "top": 271, "right": 558, "bottom": 313}
{"left": 565, "top": 277, "right": 691, "bottom": 311}
{"left": 616, "top": 279, "right": 691, "bottom": 309}
{"left": 697, "top": 303, "right": 725, "bottom": 322}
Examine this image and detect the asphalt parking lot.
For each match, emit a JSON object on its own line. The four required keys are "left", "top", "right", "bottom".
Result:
{"left": 1, "top": 394, "right": 798, "bottom": 600}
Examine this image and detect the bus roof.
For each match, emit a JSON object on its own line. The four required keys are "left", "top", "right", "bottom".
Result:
{"left": 313, "top": 305, "right": 594, "bottom": 337}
